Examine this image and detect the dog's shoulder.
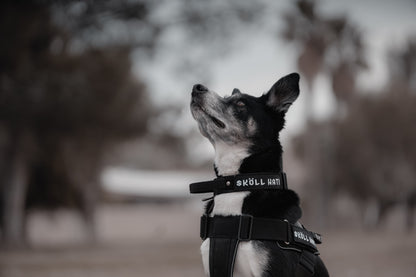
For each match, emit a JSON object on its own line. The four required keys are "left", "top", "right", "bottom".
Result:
{"left": 242, "top": 190, "right": 302, "bottom": 222}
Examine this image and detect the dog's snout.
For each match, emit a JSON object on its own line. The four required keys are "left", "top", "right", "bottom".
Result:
{"left": 193, "top": 84, "right": 208, "bottom": 94}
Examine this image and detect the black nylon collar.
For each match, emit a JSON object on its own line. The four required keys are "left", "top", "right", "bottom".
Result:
{"left": 190, "top": 172, "right": 288, "bottom": 195}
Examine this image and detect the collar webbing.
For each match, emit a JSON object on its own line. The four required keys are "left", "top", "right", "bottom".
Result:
{"left": 189, "top": 172, "right": 288, "bottom": 195}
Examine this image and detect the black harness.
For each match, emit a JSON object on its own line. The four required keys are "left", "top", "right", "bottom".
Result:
{"left": 190, "top": 172, "right": 322, "bottom": 277}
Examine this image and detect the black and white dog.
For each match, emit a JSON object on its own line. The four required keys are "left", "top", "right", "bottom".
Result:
{"left": 190, "top": 73, "right": 329, "bottom": 277}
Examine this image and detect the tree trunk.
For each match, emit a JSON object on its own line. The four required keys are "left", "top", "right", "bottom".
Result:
{"left": 1, "top": 131, "right": 31, "bottom": 247}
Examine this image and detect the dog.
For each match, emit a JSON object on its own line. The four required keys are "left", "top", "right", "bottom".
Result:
{"left": 190, "top": 73, "right": 329, "bottom": 277}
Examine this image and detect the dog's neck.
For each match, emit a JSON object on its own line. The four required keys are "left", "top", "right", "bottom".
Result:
{"left": 214, "top": 142, "right": 250, "bottom": 176}
{"left": 214, "top": 142, "right": 283, "bottom": 177}
{"left": 240, "top": 144, "right": 283, "bottom": 173}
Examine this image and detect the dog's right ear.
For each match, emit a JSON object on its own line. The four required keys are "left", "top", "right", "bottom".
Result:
{"left": 264, "top": 73, "right": 300, "bottom": 113}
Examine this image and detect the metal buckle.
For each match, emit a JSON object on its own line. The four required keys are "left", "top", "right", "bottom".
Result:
{"left": 282, "top": 172, "right": 288, "bottom": 189}
{"left": 238, "top": 214, "right": 253, "bottom": 241}
{"left": 283, "top": 219, "right": 291, "bottom": 245}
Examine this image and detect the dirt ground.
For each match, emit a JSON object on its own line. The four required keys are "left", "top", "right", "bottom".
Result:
{"left": 1, "top": 202, "right": 415, "bottom": 277}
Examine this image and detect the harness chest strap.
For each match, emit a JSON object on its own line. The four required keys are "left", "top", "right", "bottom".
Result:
{"left": 201, "top": 215, "right": 321, "bottom": 252}
{"left": 208, "top": 238, "right": 318, "bottom": 277}
{"left": 202, "top": 215, "right": 322, "bottom": 277}
{"left": 209, "top": 238, "right": 239, "bottom": 277}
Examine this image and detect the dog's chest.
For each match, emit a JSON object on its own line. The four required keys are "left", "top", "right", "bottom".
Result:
{"left": 211, "top": 192, "right": 249, "bottom": 216}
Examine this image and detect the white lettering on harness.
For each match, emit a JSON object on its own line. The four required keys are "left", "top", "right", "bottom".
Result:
{"left": 294, "top": 231, "right": 315, "bottom": 245}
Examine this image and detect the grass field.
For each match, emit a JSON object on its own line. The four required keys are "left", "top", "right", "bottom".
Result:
{"left": 1, "top": 203, "right": 415, "bottom": 277}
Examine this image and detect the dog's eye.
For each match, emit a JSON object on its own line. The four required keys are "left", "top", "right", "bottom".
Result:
{"left": 236, "top": 101, "right": 246, "bottom": 107}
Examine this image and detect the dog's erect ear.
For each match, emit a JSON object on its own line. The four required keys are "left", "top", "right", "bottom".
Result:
{"left": 232, "top": 88, "right": 241, "bottom": 95}
{"left": 264, "top": 73, "right": 300, "bottom": 113}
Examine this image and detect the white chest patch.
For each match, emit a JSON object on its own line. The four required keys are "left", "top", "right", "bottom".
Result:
{"left": 214, "top": 142, "right": 250, "bottom": 176}
{"left": 234, "top": 241, "right": 269, "bottom": 277}
{"left": 212, "top": 192, "right": 249, "bottom": 216}
{"left": 201, "top": 238, "right": 270, "bottom": 277}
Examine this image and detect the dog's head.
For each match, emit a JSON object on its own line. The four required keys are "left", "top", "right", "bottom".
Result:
{"left": 190, "top": 73, "right": 300, "bottom": 174}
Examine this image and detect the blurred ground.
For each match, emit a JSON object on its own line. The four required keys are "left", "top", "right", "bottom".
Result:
{"left": 0, "top": 203, "right": 415, "bottom": 277}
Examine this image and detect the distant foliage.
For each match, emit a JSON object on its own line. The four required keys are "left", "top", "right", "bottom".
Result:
{"left": 333, "top": 91, "right": 416, "bottom": 216}
{"left": 331, "top": 40, "right": 416, "bottom": 228}
{"left": 0, "top": 0, "right": 270, "bottom": 246}
{"left": 0, "top": 1, "right": 151, "bottom": 246}
{"left": 282, "top": 0, "right": 367, "bottom": 100}
{"left": 285, "top": 1, "right": 416, "bottom": 229}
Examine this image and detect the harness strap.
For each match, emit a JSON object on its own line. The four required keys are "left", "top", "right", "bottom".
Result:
{"left": 296, "top": 251, "right": 317, "bottom": 277}
{"left": 209, "top": 238, "right": 239, "bottom": 277}
{"left": 201, "top": 215, "right": 321, "bottom": 253}
{"left": 190, "top": 172, "right": 288, "bottom": 195}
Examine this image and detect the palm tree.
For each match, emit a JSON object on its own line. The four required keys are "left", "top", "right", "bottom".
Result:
{"left": 282, "top": 0, "right": 367, "bottom": 115}
{"left": 281, "top": 0, "right": 367, "bottom": 228}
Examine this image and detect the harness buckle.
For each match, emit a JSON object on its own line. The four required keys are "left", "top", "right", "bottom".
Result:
{"left": 283, "top": 219, "right": 292, "bottom": 245}
{"left": 282, "top": 172, "right": 288, "bottom": 189}
{"left": 238, "top": 215, "right": 253, "bottom": 241}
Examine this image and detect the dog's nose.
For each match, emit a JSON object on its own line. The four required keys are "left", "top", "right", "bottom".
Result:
{"left": 192, "top": 84, "right": 208, "bottom": 93}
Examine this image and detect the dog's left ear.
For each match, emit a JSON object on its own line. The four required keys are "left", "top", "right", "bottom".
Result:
{"left": 264, "top": 73, "right": 300, "bottom": 113}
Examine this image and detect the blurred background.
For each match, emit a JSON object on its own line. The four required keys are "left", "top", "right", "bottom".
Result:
{"left": 1, "top": 0, "right": 415, "bottom": 276}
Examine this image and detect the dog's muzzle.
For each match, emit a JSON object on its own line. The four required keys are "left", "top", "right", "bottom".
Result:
{"left": 192, "top": 84, "right": 208, "bottom": 96}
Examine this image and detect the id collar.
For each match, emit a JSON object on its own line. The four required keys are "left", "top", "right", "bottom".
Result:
{"left": 190, "top": 172, "right": 288, "bottom": 195}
